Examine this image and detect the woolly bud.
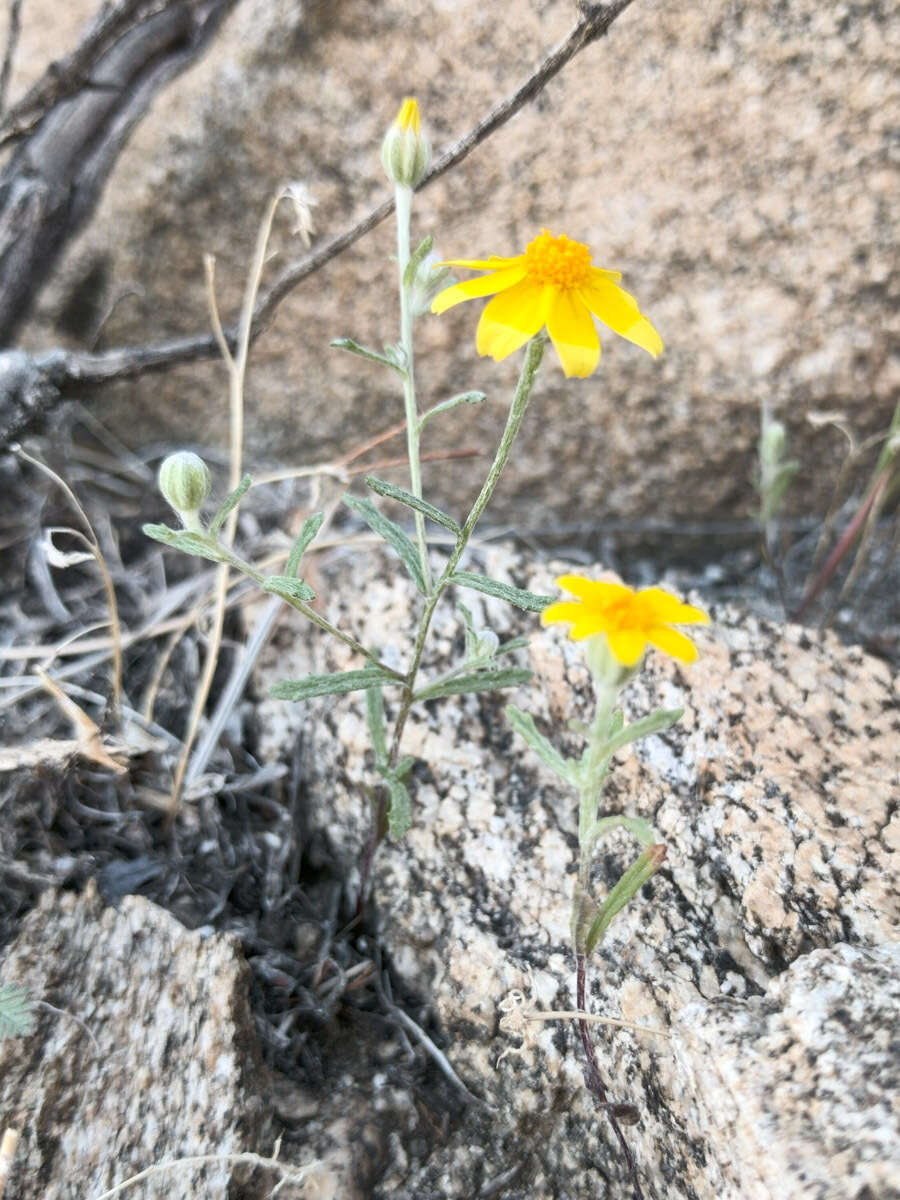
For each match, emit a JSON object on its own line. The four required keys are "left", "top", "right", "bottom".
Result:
{"left": 381, "top": 97, "right": 431, "bottom": 189}
{"left": 158, "top": 452, "right": 211, "bottom": 530}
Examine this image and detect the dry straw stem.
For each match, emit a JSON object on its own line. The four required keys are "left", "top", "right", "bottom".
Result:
{"left": 89, "top": 1147, "right": 314, "bottom": 1200}
{"left": 0, "top": 1129, "right": 18, "bottom": 1200}
{"left": 11, "top": 445, "right": 124, "bottom": 720}
{"left": 0, "top": 0, "right": 640, "bottom": 446}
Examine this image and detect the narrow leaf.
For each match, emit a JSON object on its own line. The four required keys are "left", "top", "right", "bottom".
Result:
{"left": 415, "top": 667, "right": 531, "bottom": 703}
{"left": 0, "top": 983, "right": 35, "bottom": 1039}
{"left": 450, "top": 571, "right": 553, "bottom": 612}
{"left": 585, "top": 845, "right": 667, "bottom": 955}
{"left": 387, "top": 777, "right": 412, "bottom": 838}
{"left": 506, "top": 705, "right": 573, "bottom": 783}
{"left": 262, "top": 575, "right": 317, "bottom": 604}
{"left": 585, "top": 814, "right": 658, "bottom": 849}
{"left": 343, "top": 494, "right": 426, "bottom": 594}
{"left": 601, "top": 707, "right": 684, "bottom": 760}
{"left": 366, "top": 687, "right": 388, "bottom": 765}
{"left": 496, "top": 636, "right": 530, "bottom": 658}
{"left": 330, "top": 336, "right": 405, "bottom": 374}
{"left": 209, "top": 474, "right": 252, "bottom": 536}
{"left": 419, "top": 391, "right": 486, "bottom": 430}
{"left": 286, "top": 512, "right": 325, "bottom": 577}
{"left": 271, "top": 667, "right": 396, "bottom": 702}
{"left": 365, "top": 476, "right": 460, "bottom": 533}
{"left": 402, "top": 234, "right": 435, "bottom": 290}
{"left": 143, "top": 524, "right": 229, "bottom": 565}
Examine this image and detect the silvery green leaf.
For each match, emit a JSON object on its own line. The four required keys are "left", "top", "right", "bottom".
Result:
{"left": 402, "top": 234, "right": 435, "bottom": 290}
{"left": 285, "top": 512, "right": 325, "bottom": 577}
{"left": 271, "top": 667, "right": 396, "bottom": 701}
{"left": 600, "top": 707, "right": 684, "bottom": 759}
{"left": 449, "top": 571, "right": 553, "bottom": 612}
{"left": 419, "top": 391, "right": 486, "bottom": 431}
{"left": 495, "top": 636, "right": 530, "bottom": 658}
{"left": 366, "top": 687, "right": 388, "bottom": 765}
{"left": 365, "top": 476, "right": 461, "bottom": 534}
{"left": 330, "top": 337, "right": 405, "bottom": 375}
{"left": 585, "top": 814, "right": 657, "bottom": 849}
{"left": 386, "top": 777, "right": 411, "bottom": 838}
{"left": 506, "top": 705, "right": 574, "bottom": 784}
{"left": 262, "top": 575, "right": 317, "bottom": 604}
{"left": 0, "top": 983, "right": 35, "bottom": 1039}
{"left": 142, "top": 524, "right": 229, "bottom": 564}
{"left": 343, "top": 494, "right": 426, "bottom": 594}
{"left": 415, "top": 667, "right": 531, "bottom": 702}
{"left": 209, "top": 474, "right": 252, "bottom": 536}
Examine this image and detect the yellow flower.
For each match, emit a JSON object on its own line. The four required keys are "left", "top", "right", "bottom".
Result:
{"left": 382, "top": 97, "right": 430, "bottom": 188}
{"left": 431, "top": 229, "right": 663, "bottom": 378}
{"left": 542, "top": 575, "right": 709, "bottom": 664}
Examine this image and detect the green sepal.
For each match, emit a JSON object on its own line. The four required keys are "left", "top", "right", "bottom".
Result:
{"left": 330, "top": 336, "right": 406, "bottom": 375}
{"left": 365, "top": 475, "right": 461, "bottom": 534}
{"left": 343, "top": 493, "right": 427, "bottom": 594}
{"left": 506, "top": 705, "right": 574, "bottom": 784}
{"left": 262, "top": 575, "right": 317, "bottom": 604}
{"left": 270, "top": 666, "right": 397, "bottom": 702}
{"left": 286, "top": 512, "right": 325, "bottom": 577}
{"left": 449, "top": 571, "right": 553, "bottom": 612}
{"left": 209, "top": 474, "right": 252, "bottom": 536}
{"left": 0, "top": 982, "right": 35, "bottom": 1039}
{"left": 415, "top": 666, "right": 531, "bottom": 703}
{"left": 402, "top": 234, "right": 435, "bottom": 290}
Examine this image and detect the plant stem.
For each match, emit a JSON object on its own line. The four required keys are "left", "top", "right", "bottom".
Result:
{"left": 386, "top": 334, "right": 547, "bottom": 767}
{"left": 394, "top": 184, "right": 432, "bottom": 592}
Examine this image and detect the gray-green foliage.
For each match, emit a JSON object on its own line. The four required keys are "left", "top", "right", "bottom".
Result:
{"left": 0, "top": 982, "right": 35, "bottom": 1039}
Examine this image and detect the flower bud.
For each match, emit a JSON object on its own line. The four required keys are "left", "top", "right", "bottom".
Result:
{"left": 474, "top": 629, "right": 500, "bottom": 660}
{"left": 158, "top": 452, "right": 211, "bottom": 530}
{"left": 381, "top": 97, "right": 431, "bottom": 189}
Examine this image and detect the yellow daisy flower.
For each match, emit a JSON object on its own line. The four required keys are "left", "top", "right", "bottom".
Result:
{"left": 542, "top": 575, "right": 709, "bottom": 665}
{"left": 430, "top": 229, "right": 663, "bottom": 378}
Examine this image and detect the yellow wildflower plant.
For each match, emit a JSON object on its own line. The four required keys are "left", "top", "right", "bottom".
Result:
{"left": 542, "top": 575, "right": 709, "bottom": 664}
{"left": 431, "top": 230, "right": 662, "bottom": 378}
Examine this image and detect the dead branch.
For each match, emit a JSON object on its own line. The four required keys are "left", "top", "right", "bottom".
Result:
{"left": 0, "top": 0, "right": 639, "bottom": 448}
{"left": 0, "top": 0, "right": 239, "bottom": 344}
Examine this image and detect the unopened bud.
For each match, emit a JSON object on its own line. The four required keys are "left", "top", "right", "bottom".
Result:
{"left": 474, "top": 629, "right": 500, "bottom": 659}
{"left": 158, "top": 452, "right": 211, "bottom": 530}
{"left": 381, "top": 97, "right": 431, "bottom": 189}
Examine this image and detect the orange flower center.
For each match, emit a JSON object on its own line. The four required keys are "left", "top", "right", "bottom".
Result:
{"left": 524, "top": 231, "right": 593, "bottom": 288}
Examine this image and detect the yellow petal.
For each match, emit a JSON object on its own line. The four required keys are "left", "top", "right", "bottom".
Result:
{"left": 476, "top": 279, "right": 553, "bottom": 361}
{"left": 606, "top": 630, "right": 648, "bottom": 665}
{"left": 541, "top": 601, "right": 587, "bottom": 627}
{"left": 431, "top": 266, "right": 527, "bottom": 315}
{"left": 555, "top": 575, "right": 631, "bottom": 605}
{"left": 580, "top": 280, "right": 663, "bottom": 358}
{"left": 638, "top": 588, "right": 710, "bottom": 626}
{"left": 645, "top": 626, "right": 699, "bottom": 663}
{"left": 590, "top": 266, "right": 623, "bottom": 284}
{"left": 546, "top": 289, "right": 600, "bottom": 378}
{"left": 438, "top": 255, "right": 522, "bottom": 270}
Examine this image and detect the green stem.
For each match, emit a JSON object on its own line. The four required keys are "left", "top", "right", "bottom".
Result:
{"left": 386, "top": 333, "right": 547, "bottom": 766}
{"left": 395, "top": 184, "right": 432, "bottom": 592}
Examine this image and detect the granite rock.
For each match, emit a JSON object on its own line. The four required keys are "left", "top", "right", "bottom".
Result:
{"left": 0, "top": 884, "right": 272, "bottom": 1198}
{"left": 14, "top": 0, "right": 899, "bottom": 523}
{"left": 255, "top": 544, "right": 899, "bottom": 1197}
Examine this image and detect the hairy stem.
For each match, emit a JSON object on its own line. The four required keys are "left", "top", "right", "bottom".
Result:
{"left": 394, "top": 184, "right": 432, "bottom": 591}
